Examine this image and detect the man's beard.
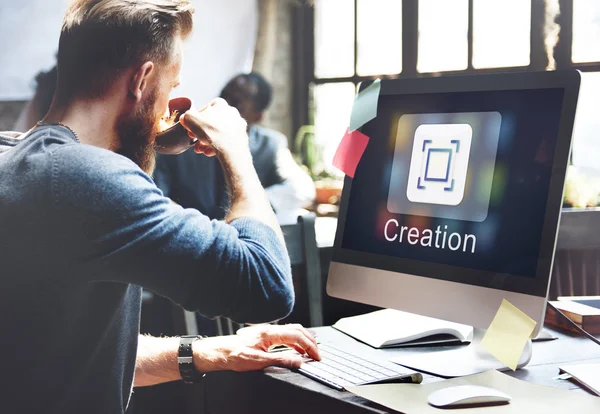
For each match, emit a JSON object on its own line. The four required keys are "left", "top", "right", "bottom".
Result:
{"left": 116, "top": 89, "right": 159, "bottom": 175}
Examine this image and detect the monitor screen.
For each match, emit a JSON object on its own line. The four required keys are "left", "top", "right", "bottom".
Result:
{"left": 333, "top": 73, "right": 579, "bottom": 299}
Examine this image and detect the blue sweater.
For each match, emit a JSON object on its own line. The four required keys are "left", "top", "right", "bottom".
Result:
{"left": 0, "top": 125, "right": 293, "bottom": 413}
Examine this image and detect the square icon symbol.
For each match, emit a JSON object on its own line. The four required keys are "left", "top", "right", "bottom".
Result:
{"left": 424, "top": 148, "right": 452, "bottom": 182}
{"left": 388, "top": 112, "right": 501, "bottom": 222}
{"left": 406, "top": 124, "right": 473, "bottom": 206}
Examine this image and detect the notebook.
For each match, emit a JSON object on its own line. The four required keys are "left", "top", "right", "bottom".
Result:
{"left": 559, "top": 363, "right": 600, "bottom": 396}
{"left": 332, "top": 308, "right": 473, "bottom": 348}
{"left": 546, "top": 299, "right": 600, "bottom": 334}
{"left": 558, "top": 295, "right": 600, "bottom": 310}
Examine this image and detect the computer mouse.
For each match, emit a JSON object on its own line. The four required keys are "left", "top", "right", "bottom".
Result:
{"left": 428, "top": 385, "right": 511, "bottom": 408}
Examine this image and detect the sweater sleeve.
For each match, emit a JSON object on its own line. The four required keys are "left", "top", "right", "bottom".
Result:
{"left": 49, "top": 145, "right": 293, "bottom": 323}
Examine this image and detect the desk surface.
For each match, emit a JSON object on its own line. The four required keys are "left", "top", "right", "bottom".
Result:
{"left": 203, "top": 326, "right": 600, "bottom": 414}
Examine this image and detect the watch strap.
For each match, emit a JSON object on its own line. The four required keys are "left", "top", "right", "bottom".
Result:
{"left": 178, "top": 335, "right": 206, "bottom": 384}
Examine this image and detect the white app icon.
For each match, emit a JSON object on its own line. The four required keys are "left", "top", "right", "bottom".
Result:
{"left": 406, "top": 124, "right": 473, "bottom": 206}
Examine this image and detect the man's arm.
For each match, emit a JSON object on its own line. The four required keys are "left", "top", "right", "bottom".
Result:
{"left": 180, "top": 99, "right": 283, "bottom": 241}
{"left": 134, "top": 335, "right": 180, "bottom": 387}
{"left": 51, "top": 98, "right": 294, "bottom": 323}
{"left": 134, "top": 325, "right": 319, "bottom": 387}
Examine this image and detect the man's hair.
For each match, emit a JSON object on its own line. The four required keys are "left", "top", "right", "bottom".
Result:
{"left": 222, "top": 72, "right": 273, "bottom": 113}
{"left": 57, "top": 0, "right": 194, "bottom": 99}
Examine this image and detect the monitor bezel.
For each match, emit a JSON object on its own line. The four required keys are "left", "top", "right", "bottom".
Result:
{"left": 331, "top": 70, "right": 581, "bottom": 299}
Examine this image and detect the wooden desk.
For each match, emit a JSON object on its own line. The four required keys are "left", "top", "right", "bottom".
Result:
{"left": 202, "top": 326, "right": 600, "bottom": 414}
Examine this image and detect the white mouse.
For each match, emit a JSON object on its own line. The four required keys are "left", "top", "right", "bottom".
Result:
{"left": 428, "top": 385, "right": 511, "bottom": 408}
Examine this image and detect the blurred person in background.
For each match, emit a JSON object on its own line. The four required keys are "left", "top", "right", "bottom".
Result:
{"left": 13, "top": 64, "right": 57, "bottom": 132}
{"left": 154, "top": 72, "right": 315, "bottom": 224}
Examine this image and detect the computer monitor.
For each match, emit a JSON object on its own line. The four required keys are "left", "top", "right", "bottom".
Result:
{"left": 327, "top": 71, "right": 580, "bottom": 371}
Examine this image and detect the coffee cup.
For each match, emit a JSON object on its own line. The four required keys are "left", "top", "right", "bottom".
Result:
{"left": 155, "top": 97, "right": 197, "bottom": 155}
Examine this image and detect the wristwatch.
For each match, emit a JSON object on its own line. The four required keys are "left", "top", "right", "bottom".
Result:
{"left": 178, "top": 335, "right": 206, "bottom": 384}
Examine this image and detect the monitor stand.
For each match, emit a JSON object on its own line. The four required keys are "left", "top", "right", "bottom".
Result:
{"left": 390, "top": 328, "right": 533, "bottom": 378}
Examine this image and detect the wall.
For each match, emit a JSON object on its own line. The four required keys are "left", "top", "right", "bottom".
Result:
{"left": 253, "top": 0, "right": 294, "bottom": 141}
{"left": 0, "top": 1, "right": 65, "bottom": 101}
{"left": 0, "top": 0, "right": 257, "bottom": 130}
{"left": 179, "top": 0, "right": 257, "bottom": 105}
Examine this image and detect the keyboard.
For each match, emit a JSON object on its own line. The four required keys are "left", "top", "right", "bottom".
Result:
{"left": 298, "top": 343, "right": 423, "bottom": 391}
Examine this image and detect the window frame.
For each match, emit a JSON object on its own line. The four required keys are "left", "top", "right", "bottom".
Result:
{"left": 291, "top": 0, "right": 600, "bottom": 150}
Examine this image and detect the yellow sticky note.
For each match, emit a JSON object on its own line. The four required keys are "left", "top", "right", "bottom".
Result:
{"left": 480, "top": 299, "right": 537, "bottom": 371}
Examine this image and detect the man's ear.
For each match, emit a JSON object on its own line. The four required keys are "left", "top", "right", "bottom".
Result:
{"left": 129, "top": 62, "right": 154, "bottom": 102}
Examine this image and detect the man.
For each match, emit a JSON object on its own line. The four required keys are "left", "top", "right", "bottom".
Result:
{"left": 0, "top": 1, "right": 319, "bottom": 413}
{"left": 154, "top": 72, "right": 315, "bottom": 222}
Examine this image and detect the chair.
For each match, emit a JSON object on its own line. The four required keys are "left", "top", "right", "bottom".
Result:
{"left": 281, "top": 213, "right": 324, "bottom": 327}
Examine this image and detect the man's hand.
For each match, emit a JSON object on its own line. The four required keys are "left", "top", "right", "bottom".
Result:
{"left": 179, "top": 97, "right": 283, "bottom": 239}
{"left": 193, "top": 324, "right": 321, "bottom": 373}
{"left": 180, "top": 97, "right": 248, "bottom": 159}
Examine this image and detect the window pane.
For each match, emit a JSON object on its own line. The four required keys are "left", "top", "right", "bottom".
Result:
{"left": 418, "top": 0, "right": 468, "bottom": 73}
{"left": 473, "top": 0, "right": 531, "bottom": 69}
{"left": 572, "top": 0, "right": 600, "bottom": 63}
{"left": 357, "top": 0, "right": 402, "bottom": 76}
{"left": 571, "top": 72, "right": 600, "bottom": 169}
{"left": 312, "top": 83, "right": 356, "bottom": 174}
{"left": 314, "top": 0, "right": 355, "bottom": 78}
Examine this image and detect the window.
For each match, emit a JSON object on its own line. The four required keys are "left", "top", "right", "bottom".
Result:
{"left": 572, "top": 0, "right": 600, "bottom": 63}
{"left": 311, "top": 0, "right": 403, "bottom": 175}
{"left": 314, "top": 0, "right": 354, "bottom": 78}
{"left": 418, "top": 0, "right": 468, "bottom": 73}
{"left": 311, "top": 83, "right": 356, "bottom": 170}
{"left": 357, "top": 0, "right": 403, "bottom": 76}
{"left": 569, "top": 0, "right": 600, "bottom": 169}
{"left": 571, "top": 72, "right": 600, "bottom": 169}
{"left": 472, "top": 0, "right": 531, "bottom": 69}
{"left": 299, "top": 0, "right": 600, "bottom": 175}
